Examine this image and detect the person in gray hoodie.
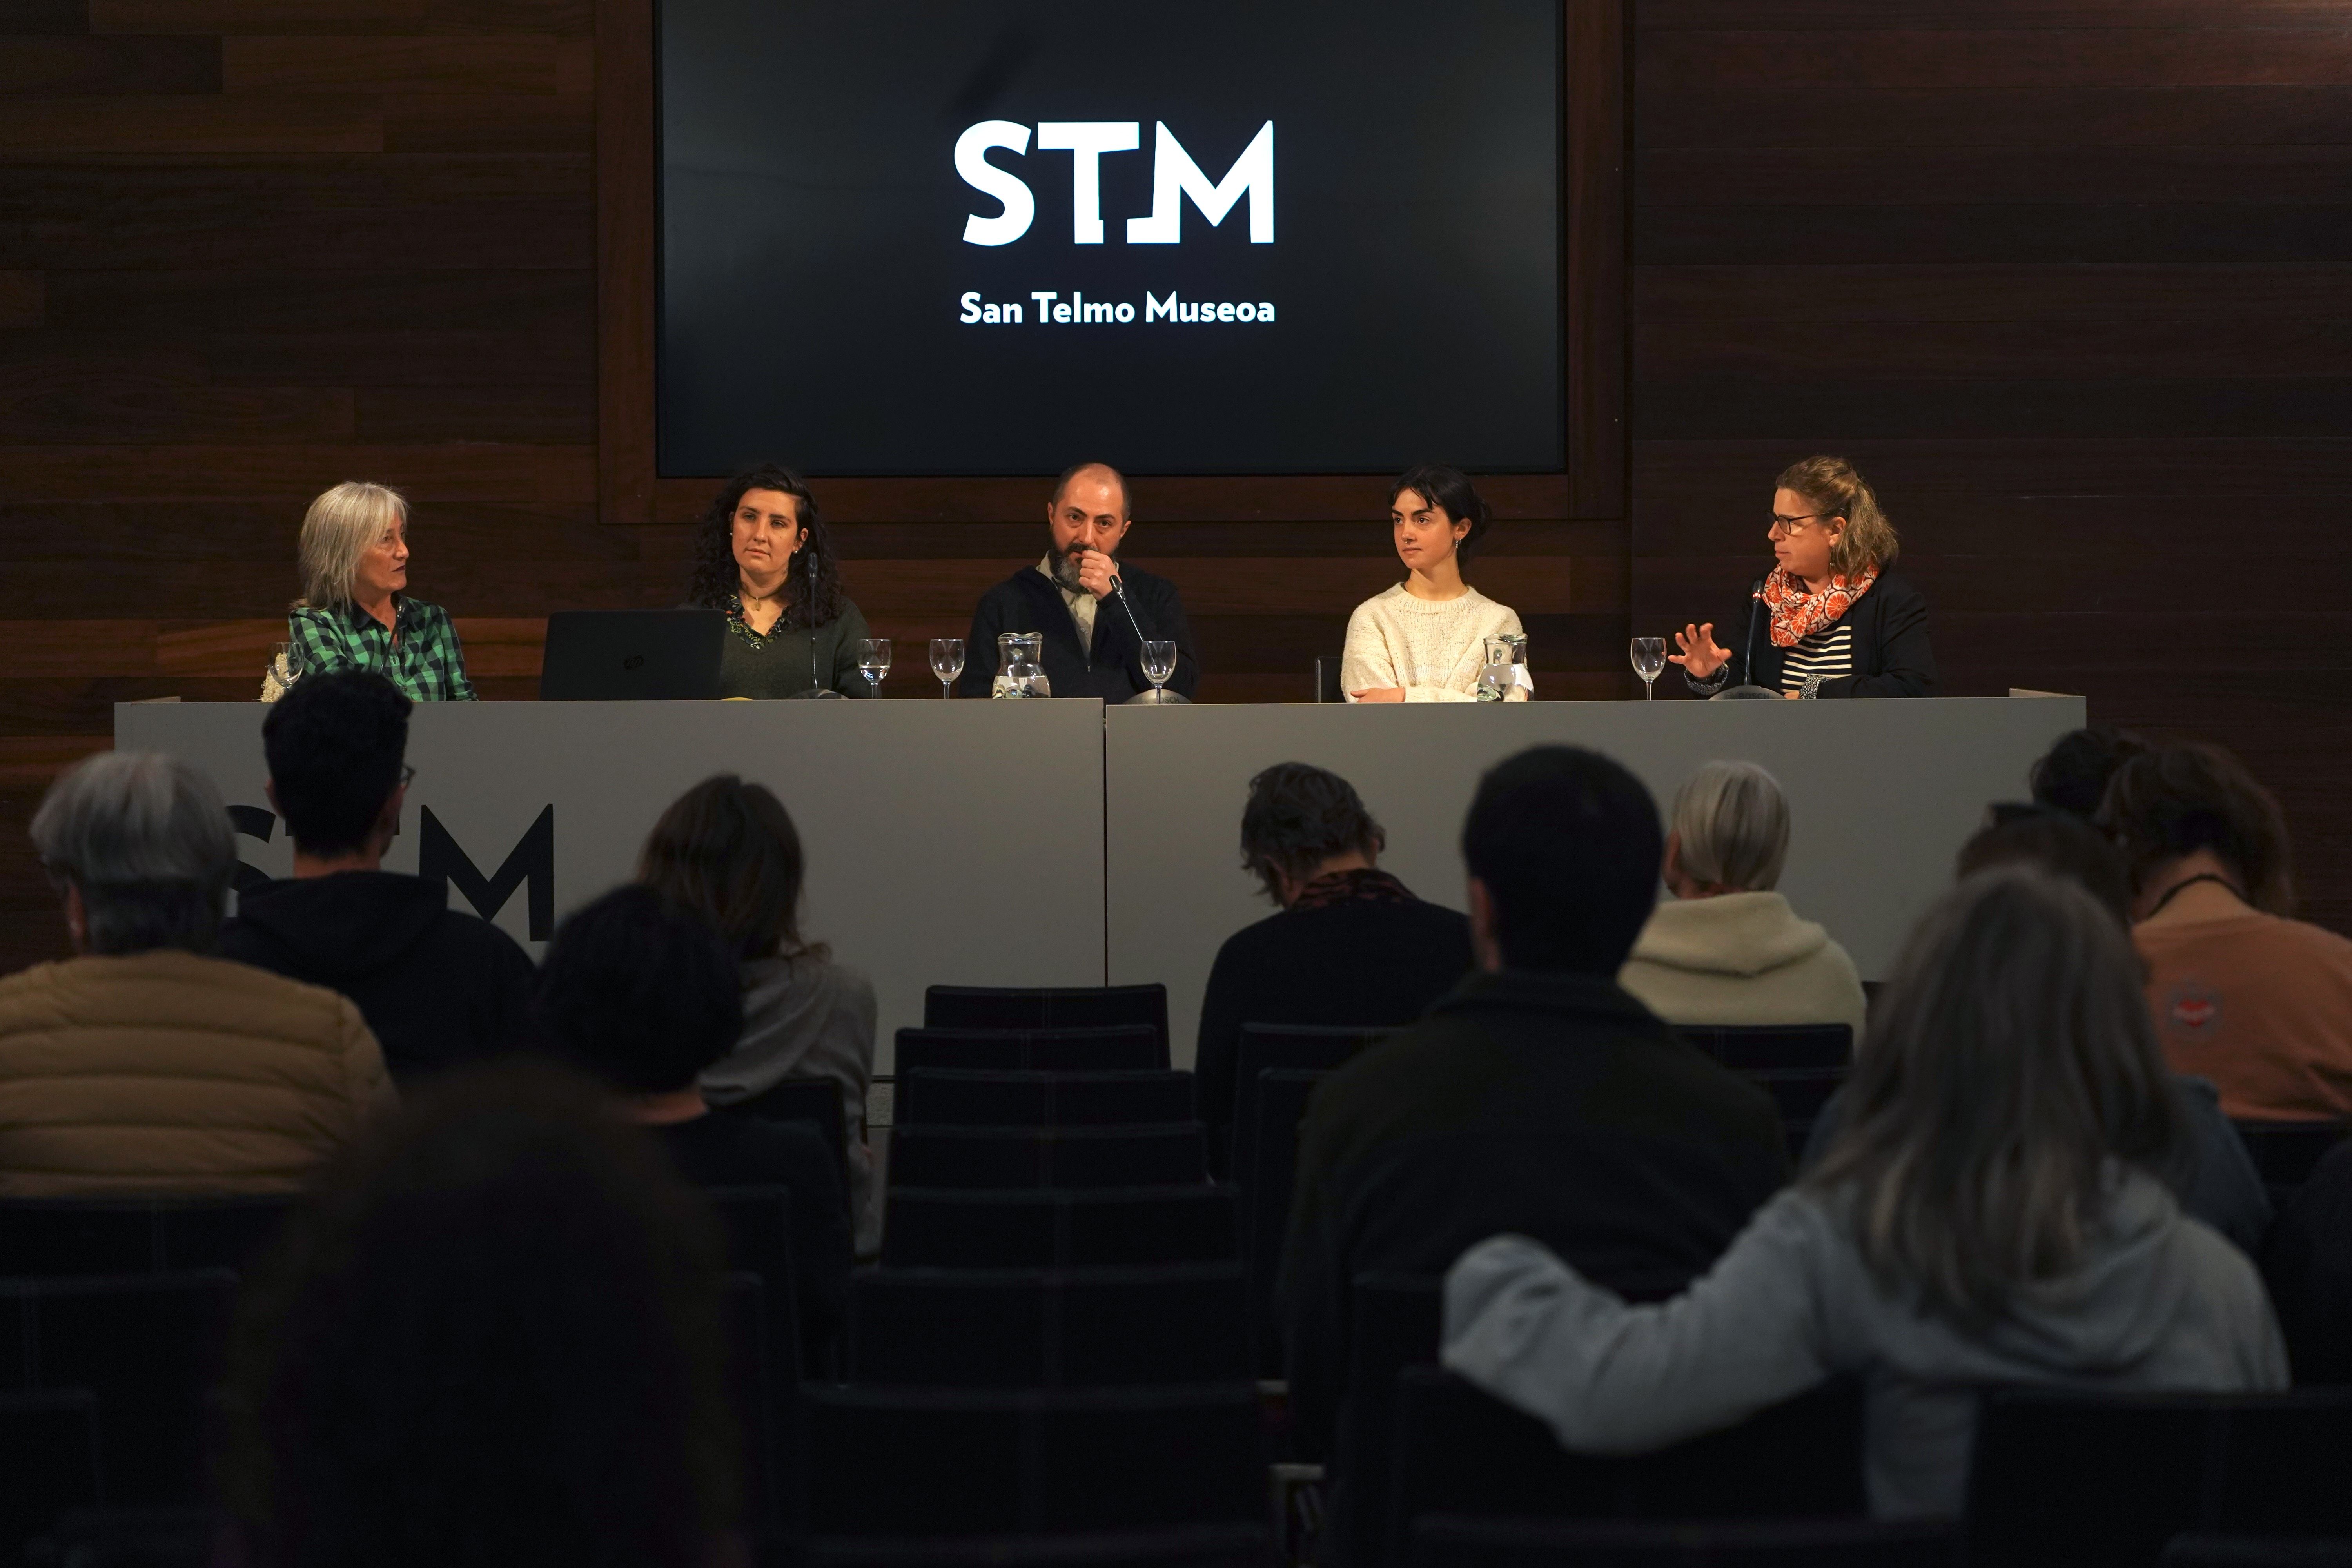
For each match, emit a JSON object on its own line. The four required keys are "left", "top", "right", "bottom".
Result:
{"left": 637, "top": 775, "right": 879, "bottom": 1252}
{"left": 1442, "top": 867, "right": 2287, "bottom": 1521}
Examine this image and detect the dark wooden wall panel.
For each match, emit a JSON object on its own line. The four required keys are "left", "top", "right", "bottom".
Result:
{"left": 1629, "top": 0, "right": 2352, "bottom": 933}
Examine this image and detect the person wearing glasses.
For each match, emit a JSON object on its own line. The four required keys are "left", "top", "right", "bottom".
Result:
{"left": 686, "top": 465, "right": 877, "bottom": 699}
{"left": 1669, "top": 456, "right": 1935, "bottom": 699}
{"left": 220, "top": 671, "right": 534, "bottom": 1084}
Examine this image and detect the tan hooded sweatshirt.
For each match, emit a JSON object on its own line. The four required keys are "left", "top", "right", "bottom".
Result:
{"left": 1617, "top": 891, "right": 1867, "bottom": 1043}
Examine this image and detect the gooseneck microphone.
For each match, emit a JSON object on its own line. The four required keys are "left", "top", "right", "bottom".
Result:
{"left": 1742, "top": 577, "right": 1766, "bottom": 684}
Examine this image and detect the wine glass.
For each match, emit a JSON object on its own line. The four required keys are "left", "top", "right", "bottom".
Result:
{"left": 1630, "top": 637, "right": 1667, "bottom": 700}
{"left": 272, "top": 642, "right": 304, "bottom": 688}
{"left": 856, "top": 637, "right": 891, "bottom": 697}
{"left": 929, "top": 637, "right": 965, "bottom": 698}
{"left": 1142, "top": 640, "right": 1178, "bottom": 702}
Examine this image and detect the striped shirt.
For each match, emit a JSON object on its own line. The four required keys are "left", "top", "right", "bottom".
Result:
{"left": 1779, "top": 624, "right": 1854, "bottom": 696}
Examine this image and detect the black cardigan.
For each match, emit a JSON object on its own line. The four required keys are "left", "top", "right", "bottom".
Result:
{"left": 1686, "top": 568, "right": 1936, "bottom": 698}
{"left": 957, "top": 564, "right": 1200, "bottom": 701}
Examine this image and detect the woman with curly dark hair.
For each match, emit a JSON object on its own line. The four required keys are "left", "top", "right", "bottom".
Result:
{"left": 686, "top": 464, "right": 875, "bottom": 698}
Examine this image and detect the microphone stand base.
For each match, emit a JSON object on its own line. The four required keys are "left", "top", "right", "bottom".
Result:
{"left": 1709, "top": 684, "right": 1783, "bottom": 701}
{"left": 1124, "top": 688, "right": 1192, "bottom": 705}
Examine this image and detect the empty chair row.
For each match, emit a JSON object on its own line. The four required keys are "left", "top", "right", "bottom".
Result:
{"left": 883, "top": 1187, "right": 1238, "bottom": 1269}
{"left": 890, "top": 1123, "right": 1207, "bottom": 1190}
{"left": 924, "top": 984, "right": 1170, "bottom": 1062}
{"left": 899, "top": 1069, "right": 1194, "bottom": 1128}
{"left": 848, "top": 1265, "right": 1248, "bottom": 1387}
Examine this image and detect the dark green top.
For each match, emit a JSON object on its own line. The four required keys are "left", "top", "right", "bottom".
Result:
{"left": 288, "top": 597, "right": 475, "bottom": 702}
{"left": 715, "top": 594, "right": 875, "bottom": 699}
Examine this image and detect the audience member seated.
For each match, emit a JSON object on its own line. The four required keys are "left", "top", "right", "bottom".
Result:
{"left": 1804, "top": 811, "right": 2272, "bottom": 1254}
{"left": 637, "top": 774, "right": 878, "bottom": 1251}
{"left": 2029, "top": 726, "right": 2145, "bottom": 820}
{"left": 1194, "top": 762, "right": 1473, "bottom": 1176}
{"left": 2102, "top": 742, "right": 2352, "bottom": 1122}
{"left": 1278, "top": 746, "right": 1789, "bottom": 1476}
{"left": 0, "top": 753, "right": 393, "bottom": 1196}
{"left": 220, "top": 1062, "right": 737, "bottom": 1568}
{"left": 534, "top": 884, "right": 849, "bottom": 1357}
{"left": 221, "top": 671, "right": 532, "bottom": 1083}
{"left": 1444, "top": 867, "right": 2288, "bottom": 1521}
{"left": 1617, "top": 760, "right": 1866, "bottom": 1039}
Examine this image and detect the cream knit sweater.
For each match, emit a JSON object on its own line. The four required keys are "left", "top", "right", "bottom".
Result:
{"left": 1340, "top": 584, "right": 1529, "bottom": 702}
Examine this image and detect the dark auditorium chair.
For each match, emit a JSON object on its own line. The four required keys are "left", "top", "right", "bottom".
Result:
{"left": 1675, "top": 1024, "right": 1852, "bottom": 1072}
{"left": 0, "top": 1390, "right": 102, "bottom": 1563}
{"left": 0, "top": 1195, "right": 293, "bottom": 1277}
{"left": 1225, "top": 1024, "right": 1389, "bottom": 1177}
{"left": 1409, "top": 1515, "right": 1960, "bottom": 1568}
{"left": 807, "top": 1523, "right": 1280, "bottom": 1568}
{"left": 900, "top": 1069, "right": 1195, "bottom": 1128}
{"left": 1322, "top": 1276, "right": 1444, "bottom": 1568}
{"left": 2261, "top": 1140, "right": 2352, "bottom": 1384}
{"left": 897, "top": 1026, "right": 1165, "bottom": 1076}
{"left": 705, "top": 1185, "right": 818, "bottom": 1381}
{"left": 889, "top": 1123, "right": 1207, "bottom": 1190}
{"left": 1967, "top": 1388, "right": 2352, "bottom": 1568}
{"left": 722, "top": 1271, "right": 789, "bottom": 1546}
{"left": 26, "top": 1509, "right": 216, "bottom": 1568}
{"left": 883, "top": 1186, "right": 1240, "bottom": 1269}
{"left": 802, "top": 1383, "right": 1264, "bottom": 1535}
{"left": 0, "top": 1270, "right": 238, "bottom": 1505}
{"left": 724, "top": 1075, "right": 851, "bottom": 1189}
{"left": 925, "top": 985, "right": 1171, "bottom": 1062}
{"left": 1738, "top": 1066, "right": 1849, "bottom": 1158}
{"left": 848, "top": 1263, "right": 1249, "bottom": 1387}
{"left": 1241, "top": 1067, "right": 1328, "bottom": 1376}
{"left": 2163, "top": 1539, "right": 2352, "bottom": 1567}
{"left": 1382, "top": 1368, "right": 1865, "bottom": 1563}
{"left": 2232, "top": 1121, "right": 2351, "bottom": 1191}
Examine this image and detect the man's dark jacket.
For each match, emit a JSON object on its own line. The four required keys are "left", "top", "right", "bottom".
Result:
{"left": 1277, "top": 969, "right": 1789, "bottom": 1550}
{"left": 957, "top": 563, "right": 1199, "bottom": 702}
{"left": 220, "top": 870, "right": 533, "bottom": 1083}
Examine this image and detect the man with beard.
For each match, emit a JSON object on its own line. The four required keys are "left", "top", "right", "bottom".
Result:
{"left": 958, "top": 462, "right": 1200, "bottom": 702}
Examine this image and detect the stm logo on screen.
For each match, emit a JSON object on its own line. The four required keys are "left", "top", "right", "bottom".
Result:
{"left": 956, "top": 120, "right": 1274, "bottom": 246}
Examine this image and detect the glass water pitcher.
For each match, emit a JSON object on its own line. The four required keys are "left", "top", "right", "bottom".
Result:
{"left": 993, "top": 631, "right": 1050, "bottom": 698}
{"left": 1476, "top": 632, "right": 1529, "bottom": 702}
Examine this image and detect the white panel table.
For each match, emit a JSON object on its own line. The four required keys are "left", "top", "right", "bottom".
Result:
{"left": 117, "top": 698, "right": 1111, "bottom": 1069}
{"left": 1103, "top": 696, "right": 2087, "bottom": 1065}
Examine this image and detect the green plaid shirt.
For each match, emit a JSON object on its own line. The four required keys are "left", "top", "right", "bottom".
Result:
{"left": 288, "top": 597, "right": 477, "bottom": 702}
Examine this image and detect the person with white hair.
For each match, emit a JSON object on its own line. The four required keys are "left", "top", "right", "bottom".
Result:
{"left": 1617, "top": 759, "right": 1867, "bottom": 1040}
{"left": 0, "top": 752, "right": 394, "bottom": 1195}
{"left": 285, "top": 480, "right": 476, "bottom": 701}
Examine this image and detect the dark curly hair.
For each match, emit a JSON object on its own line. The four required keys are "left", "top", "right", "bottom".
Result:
{"left": 263, "top": 670, "right": 411, "bottom": 857}
{"left": 2029, "top": 727, "right": 2146, "bottom": 820}
{"left": 2098, "top": 741, "right": 2295, "bottom": 916}
{"left": 220, "top": 1062, "right": 738, "bottom": 1568}
{"left": 686, "top": 464, "right": 844, "bottom": 629}
{"left": 1240, "top": 762, "right": 1386, "bottom": 904}
{"left": 1389, "top": 463, "right": 1492, "bottom": 568}
{"left": 535, "top": 885, "right": 743, "bottom": 1094}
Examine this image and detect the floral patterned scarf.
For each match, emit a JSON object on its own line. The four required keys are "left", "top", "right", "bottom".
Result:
{"left": 1291, "top": 868, "right": 1417, "bottom": 911}
{"left": 1760, "top": 563, "right": 1878, "bottom": 648}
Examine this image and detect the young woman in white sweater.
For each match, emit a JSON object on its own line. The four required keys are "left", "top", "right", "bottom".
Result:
{"left": 1341, "top": 465, "right": 1528, "bottom": 702}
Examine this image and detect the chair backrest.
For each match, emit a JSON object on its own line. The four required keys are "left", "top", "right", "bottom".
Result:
{"left": 0, "top": 1196, "right": 294, "bottom": 1278}
{"left": 898, "top": 1027, "right": 1166, "bottom": 1075}
{"left": 804, "top": 1523, "right": 1279, "bottom": 1568}
{"left": 900, "top": 1069, "right": 1195, "bottom": 1129}
{"left": 2261, "top": 1139, "right": 2352, "bottom": 1384}
{"left": 882, "top": 1187, "right": 1240, "bottom": 1270}
{"left": 721, "top": 1271, "right": 787, "bottom": 1548}
{"left": 2161, "top": 1538, "right": 2352, "bottom": 1568}
{"left": 0, "top": 1270, "right": 239, "bottom": 1506}
{"left": 1967, "top": 1387, "right": 2352, "bottom": 1567}
{"left": 1385, "top": 1368, "right": 1864, "bottom": 1559}
{"left": 1241, "top": 1068, "right": 1328, "bottom": 1376}
{"left": 848, "top": 1264, "right": 1249, "bottom": 1387}
{"left": 1676, "top": 1024, "right": 1853, "bottom": 1072}
{"left": 1734, "top": 1066, "right": 1849, "bottom": 1157}
{"left": 2230, "top": 1120, "right": 2352, "bottom": 1189}
{"left": 0, "top": 1390, "right": 102, "bottom": 1565}
{"left": 888, "top": 1124, "right": 1207, "bottom": 1191}
{"left": 1315, "top": 655, "right": 1345, "bottom": 704}
{"left": 1409, "top": 1515, "right": 1960, "bottom": 1568}
{"left": 726, "top": 1076, "right": 850, "bottom": 1184}
{"left": 1223, "top": 1023, "right": 1381, "bottom": 1184}
{"left": 926, "top": 987, "right": 1171, "bottom": 1060}
{"left": 803, "top": 1384, "right": 1263, "bottom": 1536}
{"left": 1323, "top": 1276, "right": 1444, "bottom": 1568}
{"left": 704, "top": 1186, "right": 810, "bottom": 1383}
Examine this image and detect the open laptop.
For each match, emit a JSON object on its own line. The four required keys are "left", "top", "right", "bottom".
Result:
{"left": 538, "top": 610, "right": 726, "bottom": 700}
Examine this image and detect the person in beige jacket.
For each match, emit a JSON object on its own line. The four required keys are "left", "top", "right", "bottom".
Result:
{"left": 0, "top": 751, "right": 394, "bottom": 1196}
{"left": 1618, "top": 760, "right": 1867, "bottom": 1043}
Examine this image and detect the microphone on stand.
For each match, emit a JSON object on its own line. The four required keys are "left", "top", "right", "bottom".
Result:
{"left": 1710, "top": 576, "right": 1780, "bottom": 701}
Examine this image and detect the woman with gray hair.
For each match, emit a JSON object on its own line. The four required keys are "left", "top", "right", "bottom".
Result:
{"left": 286, "top": 480, "right": 476, "bottom": 701}
{"left": 1444, "top": 868, "right": 2286, "bottom": 1520}
{"left": 0, "top": 752, "right": 393, "bottom": 1194}
{"left": 1617, "top": 760, "right": 1866, "bottom": 1039}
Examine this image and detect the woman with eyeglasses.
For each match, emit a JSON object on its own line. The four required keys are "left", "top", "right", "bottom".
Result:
{"left": 1670, "top": 456, "right": 1935, "bottom": 699}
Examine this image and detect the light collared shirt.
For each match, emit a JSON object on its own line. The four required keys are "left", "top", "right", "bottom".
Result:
{"left": 1036, "top": 555, "right": 1098, "bottom": 652}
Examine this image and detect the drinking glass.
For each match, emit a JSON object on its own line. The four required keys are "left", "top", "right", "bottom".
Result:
{"left": 1630, "top": 637, "right": 1667, "bottom": 700}
{"left": 929, "top": 637, "right": 965, "bottom": 698}
{"left": 272, "top": 642, "right": 304, "bottom": 688}
{"left": 1142, "top": 640, "right": 1178, "bottom": 701}
{"left": 856, "top": 637, "right": 891, "bottom": 697}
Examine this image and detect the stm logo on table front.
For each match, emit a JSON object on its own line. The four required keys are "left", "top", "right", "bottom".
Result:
{"left": 953, "top": 117, "right": 1275, "bottom": 329}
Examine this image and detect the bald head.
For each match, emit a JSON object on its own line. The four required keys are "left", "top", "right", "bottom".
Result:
{"left": 1047, "top": 462, "right": 1133, "bottom": 561}
{"left": 1051, "top": 463, "right": 1130, "bottom": 520}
